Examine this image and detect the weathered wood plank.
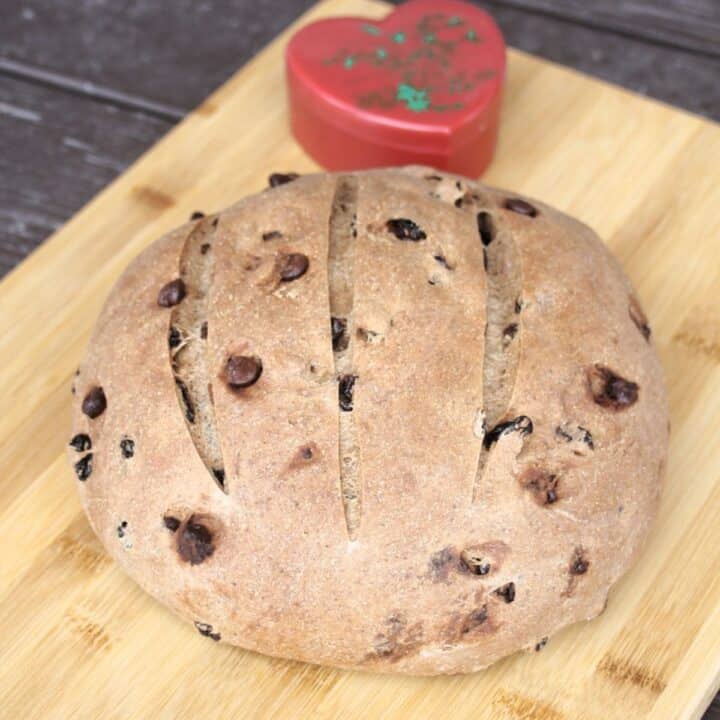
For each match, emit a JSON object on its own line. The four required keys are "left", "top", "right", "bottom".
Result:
{"left": 0, "top": 57, "right": 185, "bottom": 121}
{"left": 489, "top": 0, "right": 720, "bottom": 56}
{"left": 1, "top": 0, "right": 718, "bottom": 121}
{"left": 0, "top": 76, "right": 171, "bottom": 275}
{"left": 708, "top": 696, "right": 720, "bottom": 720}
{"left": 0, "top": 0, "right": 316, "bottom": 112}
{"left": 481, "top": 0, "right": 720, "bottom": 120}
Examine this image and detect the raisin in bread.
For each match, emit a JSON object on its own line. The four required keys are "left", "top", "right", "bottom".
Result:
{"left": 68, "top": 166, "right": 668, "bottom": 675}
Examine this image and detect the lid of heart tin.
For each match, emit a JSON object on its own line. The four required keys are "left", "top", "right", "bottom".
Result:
{"left": 286, "top": 0, "right": 506, "bottom": 177}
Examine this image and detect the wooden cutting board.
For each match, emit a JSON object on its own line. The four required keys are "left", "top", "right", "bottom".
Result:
{"left": 1, "top": 0, "right": 719, "bottom": 718}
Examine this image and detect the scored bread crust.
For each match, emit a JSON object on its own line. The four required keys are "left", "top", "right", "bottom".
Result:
{"left": 69, "top": 166, "right": 668, "bottom": 675}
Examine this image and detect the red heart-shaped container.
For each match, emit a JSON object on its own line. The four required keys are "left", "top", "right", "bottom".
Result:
{"left": 286, "top": 0, "right": 506, "bottom": 176}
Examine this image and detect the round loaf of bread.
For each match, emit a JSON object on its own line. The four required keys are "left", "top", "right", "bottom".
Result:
{"left": 68, "top": 166, "right": 668, "bottom": 675}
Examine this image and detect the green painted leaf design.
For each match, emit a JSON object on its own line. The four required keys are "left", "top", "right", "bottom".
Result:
{"left": 396, "top": 83, "right": 430, "bottom": 112}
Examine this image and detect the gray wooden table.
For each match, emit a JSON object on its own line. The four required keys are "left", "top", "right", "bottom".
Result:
{"left": 1, "top": 0, "right": 719, "bottom": 715}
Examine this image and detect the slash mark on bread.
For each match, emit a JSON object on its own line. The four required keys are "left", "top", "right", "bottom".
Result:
{"left": 328, "top": 176, "right": 361, "bottom": 539}
{"left": 169, "top": 218, "right": 228, "bottom": 492}
{"left": 471, "top": 209, "right": 525, "bottom": 501}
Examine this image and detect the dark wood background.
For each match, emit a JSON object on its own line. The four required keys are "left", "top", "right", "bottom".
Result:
{"left": 1, "top": 1, "right": 719, "bottom": 714}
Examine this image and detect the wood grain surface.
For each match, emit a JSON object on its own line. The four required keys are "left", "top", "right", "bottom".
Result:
{"left": 1, "top": 1, "right": 719, "bottom": 718}
{"left": 0, "top": 75, "right": 171, "bottom": 271}
{"left": 488, "top": 0, "right": 720, "bottom": 55}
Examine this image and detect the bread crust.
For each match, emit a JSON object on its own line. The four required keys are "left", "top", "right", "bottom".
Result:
{"left": 69, "top": 167, "right": 668, "bottom": 674}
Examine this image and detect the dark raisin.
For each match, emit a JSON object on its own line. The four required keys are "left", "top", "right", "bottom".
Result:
{"left": 177, "top": 516, "right": 215, "bottom": 565}
{"left": 460, "top": 548, "right": 491, "bottom": 576}
{"left": 331, "top": 317, "right": 348, "bottom": 352}
{"left": 515, "top": 298, "right": 523, "bottom": 313}
{"left": 158, "top": 278, "right": 186, "bottom": 307}
{"left": 212, "top": 468, "right": 225, "bottom": 488}
{"left": 495, "top": 582, "right": 516, "bottom": 603}
{"left": 301, "top": 446, "right": 313, "bottom": 460}
{"left": 578, "top": 426, "right": 594, "bottom": 449}
{"left": 200, "top": 321, "right": 208, "bottom": 340}
{"left": 356, "top": 327, "right": 379, "bottom": 343}
{"left": 429, "top": 546, "right": 457, "bottom": 582}
{"left": 570, "top": 549, "right": 589, "bottom": 575}
{"left": 454, "top": 197, "right": 463, "bottom": 208}
{"left": 338, "top": 374, "right": 357, "bottom": 412}
{"left": 194, "top": 621, "right": 221, "bottom": 641}
{"left": 168, "top": 326, "right": 182, "bottom": 348}
{"left": 262, "top": 230, "right": 283, "bottom": 241}
{"left": 74, "top": 454, "right": 93, "bottom": 481}
{"left": 503, "top": 323, "right": 518, "bottom": 340}
{"left": 163, "top": 515, "right": 181, "bottom": 532}
{"left": 200, "top": 243, "right": 211, "bottom": 255}
{"left": 120, "top": 437, "right": 135, "bottom": 458}
{"left": 373, "top": 635, "right": 395, "bottom": 657}
{"left": 588, "top": 365, "right": 639, "bottom": 409}
{"left": 433, "top": 253, "right": 453, "bottom": 270}
{"left": 504, "top": 198, "right": 538, "bottom": 217}
{"left": 483, "top": 416, "right": 533, "bottom": 449}
{"left": 522, "top": 468, "right": 559, "bottom": 506}
{"left": 535, "top": 637, "right": 548, "bottom": 652}
{"left": 116, "top": 521, "right": 128, "bottom": 538}
{"left": 82, "top": 387, "right": 106, "bottom": 419}
{"left": 555, "top": 425, "right": 573, "bottom": 442}
{"left": 461, "top": 605, "right": 488, "bottom": 634}
{"left": 211, "top": 218, "right": 218, "bottom": 228}
{"left": 69, "top": 433, "right": 91, "bottom": 452}
{"left": 224, "top": 355, "right": 263, "bottom": 389}
{"left": 555, "top": 424, "right": 594, "bottom": 450}
{"left": 477, "top": 211, "right": 495, "bottom": 245}
{"left": 278, "top": 252, "right": 309, "bottom": 281}
{"left": 386, "top": 218, "right": 426, "bottom": 241}
{"left": 190, "top": 211, "right": 205, "bottom": 221}
{"left": 268, "top": 172, "right": 299, "bottom": 187}
{"left": 629, "top": 296, "right": 651, "bottom": 341}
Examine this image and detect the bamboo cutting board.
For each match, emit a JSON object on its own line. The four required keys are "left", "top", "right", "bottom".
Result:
{"left": 1, "top": 0, "right": 720, "bottom": 718}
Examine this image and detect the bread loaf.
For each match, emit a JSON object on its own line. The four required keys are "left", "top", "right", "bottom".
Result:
{"left": 68, "top": 166, "right": 668, "bottom": 674}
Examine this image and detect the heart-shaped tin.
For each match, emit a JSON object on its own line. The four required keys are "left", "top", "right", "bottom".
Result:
{"left": 286, "top": 0, "right": 506, "bottom": 175}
